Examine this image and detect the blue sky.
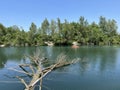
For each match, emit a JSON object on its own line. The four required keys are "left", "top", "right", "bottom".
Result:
{"left": 0, "top": 0, "right": 120, "bottom": 32}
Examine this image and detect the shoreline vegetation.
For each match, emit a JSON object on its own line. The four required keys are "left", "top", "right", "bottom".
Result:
{"left": 0, "top": 16, "right": 120, "bottom": 47}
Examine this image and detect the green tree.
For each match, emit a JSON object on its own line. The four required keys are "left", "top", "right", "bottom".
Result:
{"left": 78, "top": 16, "right": 89, "bottom": 45}
{"left": 41, "top": 18, "right": 49, "bottom": 35}
{"left": 0, "top": 23, "right": 6, "bottom": 44}
{"left": 107, "top": 19, "right": 117, "bottom": 36}
{"left": 0, "top": 16, "right": 120, "bottom": 46}
{"left": 99, "top": 16, "right": 108, "bottom": 33}
{"left": 88, "top": 22, "right": 101, "bottom": 45}
{"left": 50, "top": 19, "right": 57, "bottom": 35}
{"left": 60, "top": 19, "right": 70, "bottom": 44}
{"left": 28, "top": 22, "right": 37, "bottom": 45}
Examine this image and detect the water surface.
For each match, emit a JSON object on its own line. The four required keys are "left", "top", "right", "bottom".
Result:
{"left": 0, "top": 46, "right": 120, "bottom": 90}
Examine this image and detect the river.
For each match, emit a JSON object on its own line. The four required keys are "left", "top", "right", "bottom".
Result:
{"left": 0, "top": 46, "right": 120, "bottom": 90}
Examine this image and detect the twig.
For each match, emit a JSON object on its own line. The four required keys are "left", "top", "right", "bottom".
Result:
{"left": 8, "top": 68, "right": 33, "bottom": 77}
{"left": 16, "top": 76, "right": 28, "bottom": 88}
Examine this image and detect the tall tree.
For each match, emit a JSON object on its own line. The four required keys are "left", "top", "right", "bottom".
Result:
{"left": 79, "top": 16, "right": 88, "bottom": 27}
{"left": 78, "top": 16, "right": 89, "bottom": 45}
{"left": 107, "top": 19, "right": 117, "bottom": 36}
{"left": 28, "top": 22, "right": 37, "bottom": 45}
{"left": 99, "top": 16, "right": 108, "bottom": 33}
{"left": 41, "top": 18, "right": 49, "bottom": 35}
{"left": 88, "top": 22, "right": 101, "bottom": 45}
{"left": 50, "top": 19, "right": 57, "bottom": 36}
{"left": 29, "top": 22, "right": 37, "bottom": 35}
{"left": 0, "top": 23, "right": 6, "bottom": 44}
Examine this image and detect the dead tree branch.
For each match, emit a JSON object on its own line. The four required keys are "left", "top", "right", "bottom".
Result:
{"left": 9, "top": 50, "right": 80, "bottom": 90}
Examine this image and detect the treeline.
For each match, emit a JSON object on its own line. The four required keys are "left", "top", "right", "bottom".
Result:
{"left": 0, "top": 16, "right": 120, "bottom": 46}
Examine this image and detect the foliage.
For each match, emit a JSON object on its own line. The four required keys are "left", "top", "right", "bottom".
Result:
{"left": 0, "top": 16, "right": 120, "bottom": 46}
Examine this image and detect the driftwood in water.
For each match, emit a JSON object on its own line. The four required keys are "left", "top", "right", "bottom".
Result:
{"left": 9, "top": 51, "right": 79, "bottom": 90}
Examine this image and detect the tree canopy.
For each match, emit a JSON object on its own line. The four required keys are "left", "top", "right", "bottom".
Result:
{"left": 0, "top": 16, "right": 120, "bottom": 46}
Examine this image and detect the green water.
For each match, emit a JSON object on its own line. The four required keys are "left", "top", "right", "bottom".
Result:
{"left": 0, "top": 46, "right": 120, "bottom": 90}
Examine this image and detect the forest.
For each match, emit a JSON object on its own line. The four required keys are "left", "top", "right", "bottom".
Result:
{"left": 0, "top": 16, "right": 120, "bottom": 46}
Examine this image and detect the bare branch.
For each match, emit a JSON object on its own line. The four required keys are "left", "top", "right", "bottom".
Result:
{"left": 8, "top": 68, "right": 33, "bottom": 77}
{"left": 29, "top": 65, "right": 35, "bottom": 74}
{"left": 16, "top": 76, "right": 28, "bottom": 88}
{"left": 9, "top": 50, "right": 79, "bottom": 90}
{"left": 19, "top": 64, "right": 35, "bottom": 74}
